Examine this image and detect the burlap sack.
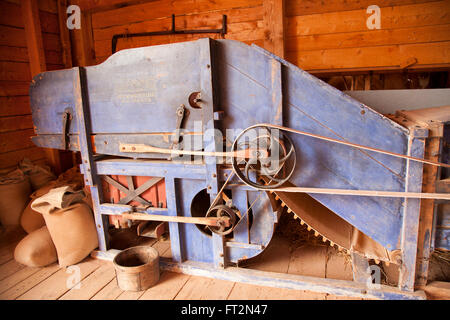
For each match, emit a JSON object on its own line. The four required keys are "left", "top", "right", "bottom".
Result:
{"left": 0, "top": 169, "right": 31, "bottom": 226}
{"left": 42, "top": 203, "right": 99, "bottom": 267}
{"left": 14, "top": 226, "right": 57, "bottom": 267}
{"left": 31, "top": 187, "right": 98, "bottom": 267}
{"left": 19, "top": 158, "right": 56, "bottom": 191}
{"left": 20, "top": 182, "right": 56, "bottom": 233}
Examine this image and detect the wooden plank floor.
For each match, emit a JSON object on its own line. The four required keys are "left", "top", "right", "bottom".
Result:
{"left": 0, "top": 226, "right": 364, "bottom": 300}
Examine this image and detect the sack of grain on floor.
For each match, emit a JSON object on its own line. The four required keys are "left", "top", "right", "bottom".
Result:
{"left": 20, "top": 181, "right": 57, "bottom": 234}
{"left": 0, "top": 169, "right": 31, "bottom": 226}
{"left": 31, "top": 186, "right": 99, "bottom": 267}
{"left": 14, "top": 226, "right": 57, "bottom": 267}
{"left": 19, "top": 158, "right": 56, "bottom": 191}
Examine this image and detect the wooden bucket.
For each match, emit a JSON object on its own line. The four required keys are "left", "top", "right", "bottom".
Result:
{"left": 113, "top": 246, "right": 160, "bottom": 291}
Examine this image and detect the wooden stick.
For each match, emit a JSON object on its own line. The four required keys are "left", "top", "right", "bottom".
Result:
{"left": 119, "top": 143, "right": 267, "bottom": 158}
{"left": 268, "top": 186, "right": 450, "bottom": 200}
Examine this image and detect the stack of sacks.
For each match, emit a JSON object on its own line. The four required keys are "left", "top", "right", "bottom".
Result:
{"left": 14, "top": 167, "right": 98, "bottom": 268}
{"left": 0, "top": 169, "right": 31, "bottom": 226}
{"left": 29, "top": 186, "right": 98, "bottom": 267}
{"left": 19, "top": 158, "right": 56, "bottom": 191}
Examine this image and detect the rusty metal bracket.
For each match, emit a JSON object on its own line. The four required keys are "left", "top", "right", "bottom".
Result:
{"left": 112, "top": 14, "right": 227, "bottom": 53}
{"left": 61, "top": 108, "right": 72, "bottom": 150}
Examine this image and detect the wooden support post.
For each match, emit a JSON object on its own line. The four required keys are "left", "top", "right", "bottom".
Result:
{"left": 263, "top": 0, "right": 285, "bottom": 58}
{"left": 21, "top": 0, "right": 62, "bottom": 174}
{"left": 70, "top": 0, "right": 96, "bottom": 66}
{"left": 57, "top": 0, "right": 73, "bottom": 68}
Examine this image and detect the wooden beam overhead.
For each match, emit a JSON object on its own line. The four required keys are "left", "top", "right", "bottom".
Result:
{"left": 263, "top": 0, "right": 285, "bottom": 58}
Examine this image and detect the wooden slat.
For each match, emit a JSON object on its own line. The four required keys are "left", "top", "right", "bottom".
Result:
{"left": 76, "top": 0, "right": 158, "bottom": 12}
{"left": 0, "top": 61, "right": 31, "bottom": 81}
{"left": 0, "top": 96, "right": 29, "bottom": 116}
{"left": 263, "top": 0, "right": 285, "bottom": 57}
{"left": 0, "top": 263, "right": 60, "bottom": 300}
{"left": 0, "top": 46, "right": 29, "bottom": 62}
{"left": 286, "top": 1, "right": 450, "bottom": 37}
{"left": 174, "top": 275, "right": 235, "bottom": 300}
{"left": 59, "top": 262, "right": 116, "bottom": 300}
{"left": 0, "top": 242, "right": 19, "bottom": 265}
{"left": 0, "top": 81, "right": 29, "bottom": 96}
{"left": 0, "top": 147, "right": 45, "bottom": 169}
{"left": 286, "top": 24, "right": 450, "bottom": 52}
{"left": 285, "top": 0, "right": 440, "bottom": 17}
{"left": 0, "top": 128, "right": 35, "bottom": 153}
{"left": 0, "top": 267, "right": 40, "bottom": 295}
{"left": 5, "top": 0, "right": 58, "bottom": 13}
{"left": 17, "top": 258, "right": 101, "bottom": 300}
{"left": 94, "top": 24, "right": 264, "bottom": 58}
{"left": 0, "top": 25, "right": 62, "bottom": 51}
{"left": 0, "top": 259, "right": 26, "bottom": 281}
{"left": 0, "top": 1, "right": 59, "bottom": 34}
{"left": 0, "top": 114, "right": 33, "bottom": 132}
{"left": 138, "top": 271, "right": 190, "bottom": 300}
{"left": 0, "top": 46, "right": 63, "bottom": 65}
{"left": 92, "top": 6, "right": 263, "bottom": 41}
{"left": 287, "top": 41, "right": 450, "bottom": 72}
{"left": 91, "top": 0, "right": 262, "bottom": 29}
{"left": 90, "top": 278, "right": 123, "bottom": 300}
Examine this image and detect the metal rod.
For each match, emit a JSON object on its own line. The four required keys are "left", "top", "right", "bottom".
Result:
{"left": 112, "top": 14, "right": 227, "bottom": 53}
{"left": 121, "top": 212, "right": 230, "bottom": 227}
{"left": 252, "top": 123, "right": 450, "bottom": 168}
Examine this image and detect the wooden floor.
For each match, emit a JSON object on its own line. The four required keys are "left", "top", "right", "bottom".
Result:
{"left": 0, "top": 226, "right": 367, "bottom": 300}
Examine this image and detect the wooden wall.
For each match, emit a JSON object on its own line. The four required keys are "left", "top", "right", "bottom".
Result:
{"left": 84, "top": 0, "right": 266, "bottom": 65}
{"left": 0, "top": 0, "right": 65, "bottom": 172}
{"left": 75, "top": 0, "right": 450, "bottom": 75}
{"left": 285, "top": 0, "right": 450, "bottom": 74}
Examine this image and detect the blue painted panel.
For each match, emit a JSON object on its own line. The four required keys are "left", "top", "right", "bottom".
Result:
{"left": 215, "top": 40, "right": 411, "bottom": 249}
{"left": 86, "top": 42, "right": 204, "bottom": 134}
{"left": 30, "top": 69, "right": 78, "bottom": 135}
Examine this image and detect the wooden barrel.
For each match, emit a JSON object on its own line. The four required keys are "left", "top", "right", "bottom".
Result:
{"left": 113, "top": 246, "right": 160, "bottom": 291}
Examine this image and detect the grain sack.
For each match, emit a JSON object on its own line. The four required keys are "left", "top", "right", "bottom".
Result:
{"left": 19, "top": 158, "right": 56, "bottom": 191}
{"left": 32, "top": 186, "right": 99, "bottom": 267}
{"left": 20, "top": 182, "right": 56, "bottom": 233}
{"left": 14, "top": 226, "right": 57, "bottom": 267}
{"left": 0, "top": 169, "right": 31, "bottom": 226}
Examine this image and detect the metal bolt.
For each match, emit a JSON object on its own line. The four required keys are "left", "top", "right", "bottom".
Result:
{"left": 207, "top": 185, "right": 212, "bottom": 190}
{"left": 206, "top": 64, "right": 210, "bottom": 68}
{"left": 212, "top": 173, "right": 217, "bottom": 178}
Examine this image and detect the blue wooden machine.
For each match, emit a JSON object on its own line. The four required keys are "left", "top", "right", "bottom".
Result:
{"left": 29, "top": 38, "right": 449, "bottom": 299}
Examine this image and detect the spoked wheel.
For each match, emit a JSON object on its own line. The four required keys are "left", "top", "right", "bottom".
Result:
{"left": 206, "top": 205, "right": 238, "bottom": 236}
{"left": 231, "top": 125, "right": 296, "bottom": 189}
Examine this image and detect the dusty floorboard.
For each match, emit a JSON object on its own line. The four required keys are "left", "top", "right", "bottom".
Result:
{"left": 0, "top": 226, "right": 376, "bottom": 300}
